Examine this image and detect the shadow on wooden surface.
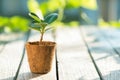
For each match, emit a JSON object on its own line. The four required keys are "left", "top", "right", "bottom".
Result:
{"left": 84, "top": 28, "right": 120, "bottom": 64}
{"left": 1, "top": 72, "right": 45, "bottom": 80}
{"left": 18, "top": 72, "right": 41, "bottom": 80}
{"left": 93, "top": 70, "right": 120, "bottom": 80}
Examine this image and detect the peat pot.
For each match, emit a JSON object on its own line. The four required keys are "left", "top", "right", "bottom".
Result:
{"left": 26, "top": 41, "right": 56, "bottom": 74}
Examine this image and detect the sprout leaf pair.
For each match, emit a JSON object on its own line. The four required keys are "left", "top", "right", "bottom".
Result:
{"left": 29, "top": 12, "right": 58, "bottom": 42}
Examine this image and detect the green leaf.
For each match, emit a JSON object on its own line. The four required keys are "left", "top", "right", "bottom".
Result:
{"left": 40, "top": 22, "right": 48, "bottom": 27}
{"left": 30, "top": 26, "right": 40, "bottom": 31}
{"left": 45, "top": 27, "right": 52, "bottom": 31}
{"left": 29, "top": 12, "right": 41, "bottom": 22}
{"left": 44, "top": 13, "right": 58, "bottom": 24}
{"left": 32, "top": 20, "right": 40, "bottom": 23}
{"left": 30, "top": 23, "right": 41, "bottom": 31}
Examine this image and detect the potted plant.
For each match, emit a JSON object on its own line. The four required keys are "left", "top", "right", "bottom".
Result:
{"left": 26, "top": 12, "right": 58, "bottom": 74}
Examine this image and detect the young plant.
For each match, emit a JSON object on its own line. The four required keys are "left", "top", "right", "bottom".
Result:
{"left": 29, "top": 12, "right": 58, "bottom": 42}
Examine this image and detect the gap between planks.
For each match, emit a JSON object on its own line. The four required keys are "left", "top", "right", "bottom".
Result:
{"left": 56, "top": 27, "right": 100, "bottom": 80}
{"left": 81, "top": 26, "right": 120, "bottom": 80}
{"left": 13, "top": 30, "right": 31, "bottom": 80}
{"left": 0, "top": 32, "right": 29, "bottom": 80}
{"left": 98, "top": 27, "right": 120, "bottom": 57}
{"left": 80, "top": 27, "right": 104, "bottom": 80}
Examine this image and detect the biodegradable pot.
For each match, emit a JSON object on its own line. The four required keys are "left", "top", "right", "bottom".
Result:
{"left": 25, "top": 41, "right": 56, "bottom": 74}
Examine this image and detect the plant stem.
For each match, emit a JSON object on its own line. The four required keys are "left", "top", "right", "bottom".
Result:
{"left": 40, "top": 32, "right": 44, "bottom": 42}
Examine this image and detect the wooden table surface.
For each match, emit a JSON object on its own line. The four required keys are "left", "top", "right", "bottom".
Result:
{"left": 0, "top": 26, "right": 120, "bottom": 80}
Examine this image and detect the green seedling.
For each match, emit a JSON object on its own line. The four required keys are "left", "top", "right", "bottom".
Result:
{"left": 29, "top": 12, "right": 58, "bottom": 42}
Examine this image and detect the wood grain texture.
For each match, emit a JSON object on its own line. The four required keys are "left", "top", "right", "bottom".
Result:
{"left": 56, "top": 27, "right": 100, "bottom": 80}
{"left": 0, "top": 35, "right": 26, "bottom": 80}
{"left": 81, "top": 26, "right": 120, "bottom": 80}
{"left": 17, "top": 31, "right": 57, "bottom": 80}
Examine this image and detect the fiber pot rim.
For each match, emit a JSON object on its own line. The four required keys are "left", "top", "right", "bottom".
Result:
{"left": 26, "top": 41, "right": 56, "bottom": 46}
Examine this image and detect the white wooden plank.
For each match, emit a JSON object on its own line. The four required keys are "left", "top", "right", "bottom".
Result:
{"left": 0, "top": 44, "right": 5, "bottom": 54}
{"left": 17, "top": 31, "right": 57, "bottom": 80}
{"left": 0, "top": 33, "right": 23, "bottom": 53}
{"left": 81, "top": 26, "right": 120, "bottom": 80}
{"left": 56, "top": 27, "right": 100, "bottom": 80}
{"left": 0, "top": 34, "right": 26, "bottom": 80}
{"left": 99, "top": 27, "right": 120, "bottom": 53}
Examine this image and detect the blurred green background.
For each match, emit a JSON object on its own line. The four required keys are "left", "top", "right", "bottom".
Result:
{"left": 0, "top": 0, "right": 120, "bottom": 33}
